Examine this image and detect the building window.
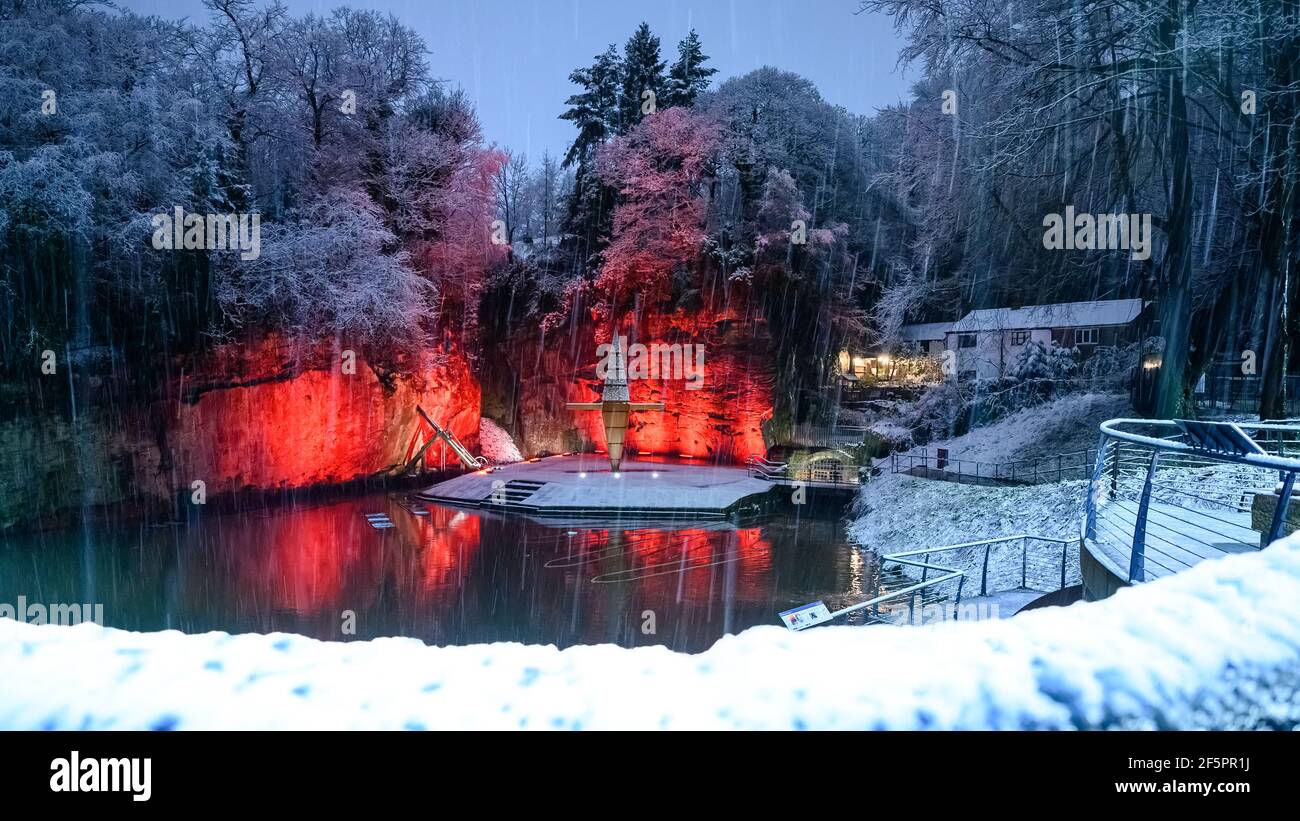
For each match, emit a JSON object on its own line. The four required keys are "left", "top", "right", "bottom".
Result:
{"left": 1074, "top": 327, "right": 1099, "bottom": 346}
{"left": 958, "top": 333, "right": 977, "bottom": 349}
{"left": 1011, "top": 330, "right": 1030, "bottom": 346}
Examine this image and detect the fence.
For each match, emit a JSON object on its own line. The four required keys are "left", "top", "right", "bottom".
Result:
{"left": 1193, "top": 373, "right": 1300, "bottom": 417}
{"left": 789, "top": 424, "right": 869, "bottom": 447}
{"left": 784, "top": 534, "right": 1077, "bottom": 629}
{"left": 889, "top": 448, "right": 1096, "bottom": 485}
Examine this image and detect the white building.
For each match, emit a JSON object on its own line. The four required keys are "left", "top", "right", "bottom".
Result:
{"left": 945, "top": 298, "right": 1148, "bottom": 380}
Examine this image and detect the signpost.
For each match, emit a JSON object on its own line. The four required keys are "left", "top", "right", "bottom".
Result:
{"left": 779, "top": 601, "right": 833, "bottom": 631}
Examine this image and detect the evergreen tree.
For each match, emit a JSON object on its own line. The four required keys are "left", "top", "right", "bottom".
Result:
{"left": 619, "top": 22, "right": 666, "bottom": 129}
{"left": 666, "top": 29, "right": 716, "bottom": 107}
{"left": 559, "top": 45, "right": 622, "bottom": 169}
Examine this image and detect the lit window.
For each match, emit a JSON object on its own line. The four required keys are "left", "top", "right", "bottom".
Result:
{"left": 1074, "top": 327, "right": 1099, "bottom": 345}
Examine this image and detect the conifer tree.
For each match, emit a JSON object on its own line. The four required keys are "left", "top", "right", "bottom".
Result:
{"left": 619, "top": 22, "right": 666, "bottom": 129}
{"left": 666, "top": 29, "right": 716, "bottom": 107}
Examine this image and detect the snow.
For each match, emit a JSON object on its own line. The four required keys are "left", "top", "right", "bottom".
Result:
{"left": 853, "top": 393, "right": 1132, "bottom": 584}
{"left": 850, "top": 472, "right": 1086, "bottom": 554}
{"left": 867, "top": 421, "right": 914, "bottom": 449}
{"left": 3, "top": 531, "right": 1299, "bottom": 730}
{"left": 898, "top": 321, "right": 951, "bottom": 342}
{"left": 479, "top": 417, "right": 524, "bottom": 463}
{"left": 892, "top": 391, "right": 1130, "bottom": 465}
{"left": 950, "top": 299, "right": 1146, "bottom": 332}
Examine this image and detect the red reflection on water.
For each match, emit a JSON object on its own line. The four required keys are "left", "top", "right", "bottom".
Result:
{"left": 412, "top": 505, "right": 482, "bottom": 592}
{"left": 184, "top": 496, "right": 775, "bottom": 650}
{"left": 562, "top": 526, "right": 772, "bottom": 601}
{"left": 194, "top": 502, "right": 386, "bottom": 616}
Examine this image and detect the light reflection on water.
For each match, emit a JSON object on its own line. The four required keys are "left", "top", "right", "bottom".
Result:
{"left": 0, "top": 493, "right": 873, "bottom": 653}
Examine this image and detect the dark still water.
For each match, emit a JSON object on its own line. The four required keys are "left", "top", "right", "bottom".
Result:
{"left": 0, "top": 494, "right": 873, "bottom": 653}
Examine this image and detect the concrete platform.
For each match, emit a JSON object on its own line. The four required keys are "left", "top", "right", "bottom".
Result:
{"left": 417, "top": 455, "right": 778, "bottom": 520}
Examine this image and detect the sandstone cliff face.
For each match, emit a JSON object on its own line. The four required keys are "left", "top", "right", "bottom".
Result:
{"left": 0, "top": 337, "right": 480, "bottom": 530}
{"left": 500, "top": 305, "right": 775, "bottom": 463}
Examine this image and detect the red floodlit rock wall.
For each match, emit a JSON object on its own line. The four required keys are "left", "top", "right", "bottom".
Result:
{"left": 171, "top": 337, "right": 480, "bottom": 492}
{"left": 505, "top": 305, "right": 774, "bottom": 463}
{"left": 0, "top": 336, "right": 481, "bottom": 530}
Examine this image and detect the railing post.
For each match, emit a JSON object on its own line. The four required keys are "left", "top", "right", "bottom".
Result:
{"left": 1130, "top": 449, "right": 1161, "bottom": 583}
{"left": 953, "top": 575, "right": 966, "bottom": 621}
{"left": 1265, "top": 471, "right": 1297, "bottom": 547}
{"left": 1111, "top": 441, "right": 1121, "bottom": 494}
{"left": 980, "top": 545, "right": 990, "bottom": 596}
{"left": 921, "top": 552, "right": 929, "bottom": 583}
{"left": 1060, "top": 541, "right": 1068, "bottom": 590}
{"left": 1021, "top": 536, "right": 1028, "bottom": 589}
{"left": 1085, "top": 435, "right": 1107, "bottom": 541}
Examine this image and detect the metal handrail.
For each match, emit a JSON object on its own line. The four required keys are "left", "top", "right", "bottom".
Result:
{"left": 890, "top": 448, "right": 1096, "bottom": 485}
{"left": 794, "top": 534, "right": 1074, "bottom": 629}
{"left": 1084, "top": 418, "right": 1300, "bottom": 585}
{"left": 1096, "top": 418, "right": 1300, "bottom": 472}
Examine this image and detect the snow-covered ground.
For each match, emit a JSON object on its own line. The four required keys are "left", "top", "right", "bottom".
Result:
{"left": 895, "top": 391, "right": 1131, "bottom": 464}
{"left": 3, "top": 531, "right": 1299, "bottom": 730}
{"left": 850, "top": 472, "right": 1086, "bottom": 552}
{"left": 849, "top": 393, "right": 1133, "bottom": 591}
{"left": 479, "top": 417, "right": 524, "bottom": 463}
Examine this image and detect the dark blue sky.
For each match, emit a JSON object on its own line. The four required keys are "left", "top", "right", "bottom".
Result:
{"left": 124, "top": 0, "right": 913, "bottom": 161}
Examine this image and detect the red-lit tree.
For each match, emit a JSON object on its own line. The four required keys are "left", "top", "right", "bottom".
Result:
{"left": 591, "top": 106, "right": 720, "bottom": 313}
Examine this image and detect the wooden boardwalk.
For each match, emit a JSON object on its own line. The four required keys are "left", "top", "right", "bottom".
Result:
{"left": 1089, "top": 501, "right": 1260, "bottom": 582}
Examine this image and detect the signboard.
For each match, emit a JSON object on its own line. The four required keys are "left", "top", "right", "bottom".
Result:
{"left": 779, "top": 601, "right": 833, "bottom": 631}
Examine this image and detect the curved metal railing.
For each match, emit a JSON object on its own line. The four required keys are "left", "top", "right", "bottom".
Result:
{"left": 1083, "top": 418, "right": 1300, "bottom": 584}
{"left": 781, "top": 534, "right": 1076, "bottom": 630}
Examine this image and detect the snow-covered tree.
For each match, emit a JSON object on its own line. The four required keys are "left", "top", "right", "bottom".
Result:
{"left": 665, "top": 30, "right": 716, "bottom": 108}
{"left": 591, "top": 107, "right": 720, "bottom": 309}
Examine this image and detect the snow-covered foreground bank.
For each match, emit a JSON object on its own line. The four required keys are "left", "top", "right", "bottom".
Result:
{"left": 850, "top": 471, "right": 1086, "bottom": 552}
{"left": 3, "top": 532, "right": 1300, "bottom": 730}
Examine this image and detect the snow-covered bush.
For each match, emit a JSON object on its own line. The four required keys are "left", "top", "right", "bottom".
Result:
{"left": 837, "top": 407, "right": 869, "bottom": 427}
{"left": 479, "top": 417, "right": 523, "bottom": 463}
{"left": 903, "top": 381, "right": 966, "bottom": 443}
{"left": 1011, "top": 340, "right": 1077, "bottom": 381}
{"left": 1079, "top": 342, "right": 1137, "bottom": 381}
{"left": 866, "top": 421, "right": 913, "bottom": 453}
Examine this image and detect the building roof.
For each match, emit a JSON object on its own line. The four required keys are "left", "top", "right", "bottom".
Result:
{"left": 950, "top": 299, "right": 1146, "bottom": 333}
{"left": 898, "top": 322, "right": 952, "bottom": 342}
